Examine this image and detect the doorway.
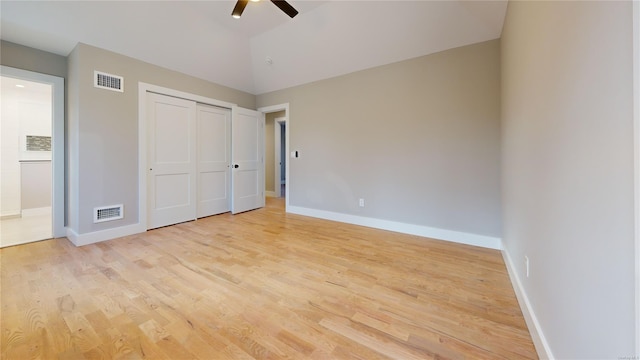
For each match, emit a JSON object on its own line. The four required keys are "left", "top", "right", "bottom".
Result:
{"left": 258, "top": 104, "right": 290, "bottom": 210}
{"left": 0, "top": 66, "right": 64, "bottom": 248}
{"left": 275, "top": 117, "right": 286, "bottom": 198}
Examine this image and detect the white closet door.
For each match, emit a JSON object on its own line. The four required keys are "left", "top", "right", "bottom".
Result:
{"left": 147, "top": 93, "right": 197, "bottom": 229}
{"left": 231, "top": 106, "right": 265, "bottom": 214}
{"left": 197, "top": 104, "right": 231, "bottom": 218}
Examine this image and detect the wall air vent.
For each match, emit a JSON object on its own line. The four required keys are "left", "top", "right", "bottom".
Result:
{"left": 94, "top": 71, "right": 124, "bottom": 92}
{"left": 94, "top": 204, "right": 124, "bottom": 223}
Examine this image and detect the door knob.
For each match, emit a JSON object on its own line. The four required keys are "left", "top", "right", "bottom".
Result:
{"left": 234, "top": 164, "right": 239, "bottom": 168}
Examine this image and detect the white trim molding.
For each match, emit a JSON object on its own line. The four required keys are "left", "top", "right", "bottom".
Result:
{"left": 0, "top": 211, "right": 21, "bottom": 218}
{"left": 66, "top": 223, "right": 145, "bottom": 247}
{"left": 21, "top": 207, "right": 51, "bottom": 217}
{"left": 288, "top": 205, "right": 502, "bottom": 250}
{"left": 633, "top": 0, "right": 640, "bottom": 355}
{"left": 502, "top": 249, "right": 554, "bottom": 359}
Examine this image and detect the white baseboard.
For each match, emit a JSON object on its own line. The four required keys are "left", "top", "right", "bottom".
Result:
{"left": 66, "top": 223, "right": 145, "bottom": 247}
{"left": 501, "top": 249, "right": 554, "bottom": 359}
{"left": 287, "top": 205, "right": 502, "bottom": 250}
{"left": 22, "top": 206, "right": 51, "bottom": 217}
{"left": 1, "top": 210, "right": 21, "bottom": 218}
{"left": 265, "top": 191, "right": 277, "bottom": 198}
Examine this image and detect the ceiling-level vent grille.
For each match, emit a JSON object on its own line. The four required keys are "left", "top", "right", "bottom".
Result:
{"left": 94, "top": 71, "right": 124, "bottom": 92}
{"left": 94, "top": 204, "right": 124, "bottom": 223}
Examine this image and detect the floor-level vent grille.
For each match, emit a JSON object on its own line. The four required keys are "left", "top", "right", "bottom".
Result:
{"left": 94, "top": 204, "right": 124, "bottom": 223}
{"left": 94, "top": 71, "right": 124, "bottom": 92}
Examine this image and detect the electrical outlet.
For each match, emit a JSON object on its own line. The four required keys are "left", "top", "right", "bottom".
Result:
{"left": 358, "top": 198, "right": 365, "bottom": 207}
{"left": 525, "top": 256, "right": 530, "bottom": 278}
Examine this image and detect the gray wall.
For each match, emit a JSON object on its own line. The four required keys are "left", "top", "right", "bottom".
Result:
{"left": 67, "top": 43, "right": 256, "bottom": 235}
{"left": 1, "top": 40, "right": 67, "bottom": 78}
{"left": 257, "top": 40, "right": 502, "bottom": 237}
{"left": 501, "top": 1, "right": 636, "bottom": 358}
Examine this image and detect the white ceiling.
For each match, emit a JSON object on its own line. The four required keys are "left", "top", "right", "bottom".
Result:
{"left": 0, "top": 0, "right": 507, "bottom": 95}
{"left": 1, "top": 75, "right": 52, "bottom": 104}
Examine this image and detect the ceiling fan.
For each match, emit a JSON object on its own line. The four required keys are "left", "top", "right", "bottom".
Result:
{"left": 232, "top": 0, "right": 299, "bottom": 19}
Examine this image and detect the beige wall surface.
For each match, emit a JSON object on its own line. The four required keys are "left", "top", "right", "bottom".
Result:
{"left": 21, "top": 161, "right": 52, "bottom": 209}
{"left": 1, "top": 40, "right": 67, "bottom": 79}
{"left": 501, "top": 1, "right": 636, "bottom": 358}
{"left": 67, "top": 43, "right": 255, "bottom": 234}
{"left": 257, "top": 40, "right": 502, "bottom": 237}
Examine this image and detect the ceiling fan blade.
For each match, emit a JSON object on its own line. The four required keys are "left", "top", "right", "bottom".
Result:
{"left": 231, "top": 0, "right": 249, "bottom": 18}
{"left": 270, "top": 0, "right": 298, "bottom": 18}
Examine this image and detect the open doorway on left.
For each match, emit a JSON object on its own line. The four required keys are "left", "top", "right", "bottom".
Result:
{"left": 264, "top": 111, "right": 287, "bottom": 198}
{"left": 0, "top": 69, "right": 63, "bottom": 248}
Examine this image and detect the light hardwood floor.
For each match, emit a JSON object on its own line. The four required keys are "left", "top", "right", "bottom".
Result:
{"left": 0, "top": 198, "right": 537, "bottom": 359}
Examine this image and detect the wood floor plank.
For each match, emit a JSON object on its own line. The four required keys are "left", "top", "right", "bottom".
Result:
{"left": 1, "top": 198, "right": 537, "bottom": 359}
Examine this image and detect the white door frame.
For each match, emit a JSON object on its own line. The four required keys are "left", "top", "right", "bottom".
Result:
{"left": 138, "top": 83, "right": 236, "bottom": 230}
{"left": 274, "top": 117, "right": 286, "bottom": 198}
{"left": 258, "top": 104, "right": 290, "bottom": 211}
{"left": 633, "top": 0, "right": 639, "bottom": 354}
{"left": 1, "top": 66, "right": 65, "bottom": 238}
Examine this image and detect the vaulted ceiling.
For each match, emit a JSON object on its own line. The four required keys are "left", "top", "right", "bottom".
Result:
{"left": 0, "top": 1, "right": 507, "bottom": 95}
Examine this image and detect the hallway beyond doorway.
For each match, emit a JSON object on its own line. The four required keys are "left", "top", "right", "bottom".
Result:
{"left": 0, "top": 207, "right": 52, "bottom": 248}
